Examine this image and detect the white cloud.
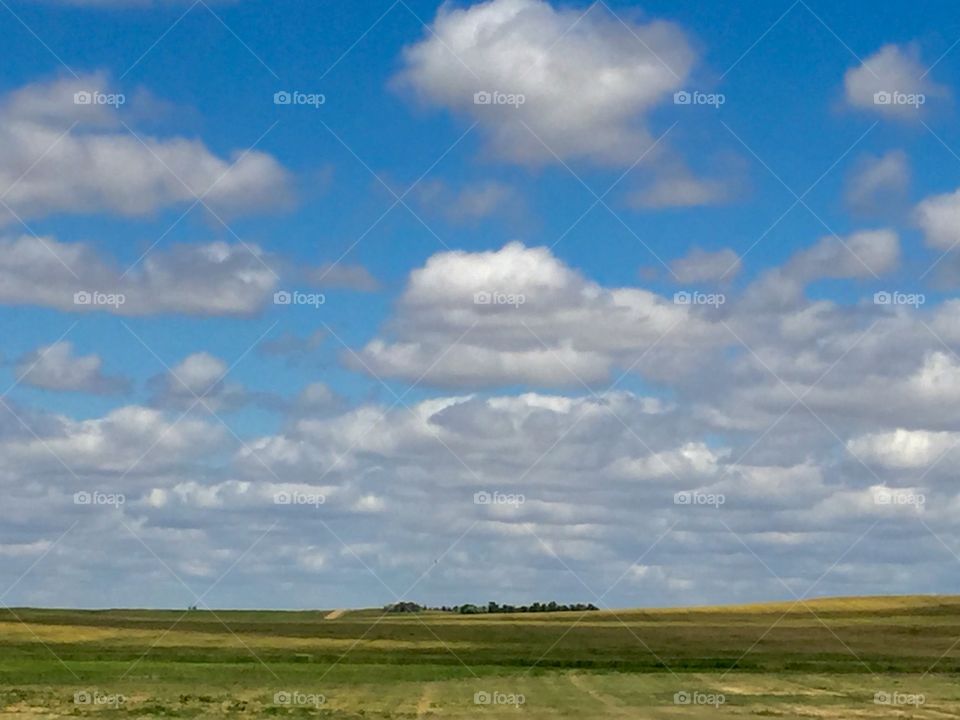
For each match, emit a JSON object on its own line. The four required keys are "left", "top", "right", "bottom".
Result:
{"left": 304, "top": 263, "right": 380, "bottom": 292}
{"left": 4, "top": 220, "right": 960, "bottom": 608}
{"left": 848, "top": 429, "right": 957, "bottom": 469}
{"left": 6, "top": 321, "right": 960, "bottom": 608}
{"left": 352, "top": 242, "right": 725, "bottom": 387}
{"left": 171, "top": 353, "right": 227, "bottom": 396}
{"left": 916, "top": 187, "right": 960, "bottom": 251}
{"left": 0, "top": 405, "right": 223, "bottom": 478}
{"left": 630, "top": 172, "right": 731, "bottom": 209}
{"left": 412, "top": 179, "right": 517, "bottom": 223}
{"left": 844, "top": 150, "right": 910, "bottom": 214}
{"left": 395, "top": 0, "right": 694, "bottom": 165}
{"left": 786, "top": 229, "right": 900, "bottom": 280}
{"left": 670, "top": 247, "right": 741, "bottom": 283}
{"left": 0, "top": 236, "right": 278, "bottom": 316}
{"left": 15, "top": 341, "right": 129, "bottom": 394}
{"left": 843, "top": 44, "right": 947, "bottom": 120}
{"left": 0, "top": 74, "right": 292, "bottom": 224}
{"left": 295, "top": 382, "right": 339, "bottom": 412}
{"left": 150, "top": 352, "right": 249, "bottom": 412}
{"left": 354, "top": 234, "right": 904, "bottom": 389}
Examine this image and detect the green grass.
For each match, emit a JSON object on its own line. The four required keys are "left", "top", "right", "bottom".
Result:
{"left": 1, "top": 596, "right": 959, "bottom": 717}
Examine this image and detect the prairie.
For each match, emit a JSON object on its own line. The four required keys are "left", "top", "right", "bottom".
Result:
{"left": 1, "top": 596, "right": 958, "bottom": 717}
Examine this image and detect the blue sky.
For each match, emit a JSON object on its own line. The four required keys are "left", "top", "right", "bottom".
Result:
{"left": 3, "top": 0, "right": 960, "bottom": 610}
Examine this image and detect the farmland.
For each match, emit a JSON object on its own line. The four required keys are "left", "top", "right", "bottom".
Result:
{"left": 2, "top": 595, "right": 960, "bottom": 717}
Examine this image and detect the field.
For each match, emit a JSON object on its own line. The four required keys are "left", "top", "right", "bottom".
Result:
{"left": 2, "top": 596, "right": 960, "bottom": 717}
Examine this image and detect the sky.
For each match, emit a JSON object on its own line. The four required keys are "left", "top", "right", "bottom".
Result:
{"left": 2, "top": 0, "right": 960, "bottom": 610}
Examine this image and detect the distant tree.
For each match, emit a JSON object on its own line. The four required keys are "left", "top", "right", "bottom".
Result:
{"left": 383, "top": 601, "right": 424, "bottom": 613}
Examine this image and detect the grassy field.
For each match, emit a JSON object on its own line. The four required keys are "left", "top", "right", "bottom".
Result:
{"left": 2, "top": 595, "right": 959, "bottom": 717}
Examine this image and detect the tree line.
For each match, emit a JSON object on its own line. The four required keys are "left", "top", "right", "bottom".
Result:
{"left": 383, "top": 601, "right": 599, "bottom": 614}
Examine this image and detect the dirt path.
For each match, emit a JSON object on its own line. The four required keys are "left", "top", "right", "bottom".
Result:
{"left": 567, "top": 672, "right": 625, "bottom": 711}
{"left": 324, "top": 609, "right": 346, "bottom": 620}
{"left": 415, "top": 683, "right": 434, "bottom": 717}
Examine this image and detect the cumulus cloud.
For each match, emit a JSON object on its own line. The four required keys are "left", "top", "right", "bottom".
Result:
{"left": 395, "top": 0, "right": 694, "bottom": 165}
{"left": 848, "top": 428, "right": 957, "bottom": 469}
{"left": 411, "top": 179, "right": 518, "bottom": 224}
{"left": 670, "top": 247, "right": 741, "bottom": 283}
{"left": 7, "top": 281, "right": 960, "bottom": 607}
{"left": 292, "top": 382, "right": 341, "bottom": 413}
{"left": 630, "top": 167, "right": 735, "bottom": 209}
{"left": 24, "top": 369, "right": 950, "bottom": 607}
{"left": 257, "top": 330, "right": 326, "bottom": 366}
{"left": 0, "top": 235, "right": 279, "bottom": 316}
{"left": 915, "top": 187, "right": 960, "bottom": 251}
{"left": 173, "top": 353, "right": 227, "bottom": 395}
{"left": 304, "top": 263, "right": 380, "bottom": 292}
{"left": 147, "top": 352, "right": 249, "bottom": 412}
{"left": 14, "top": 341, "right": 129, "bottom": 394}
{"left": 0, "top": 405, "right": 224, "bottom": 479}
{"left": 352, "top": 242, "right": 726, "bottom": 387}
{"left": 843, "top": 43, "right": 947, "bottom": 120}
{"left": 785, "top": 229, "right": 900, "bottom": 281}
{"left": 844, "top": 150, "right": 910, "bottom": 215}
{"left": 353, "top": 232, "right": 905, "bottom": 389}
{"left": 0, "top": 74, "right": 292, "bottom": 224}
